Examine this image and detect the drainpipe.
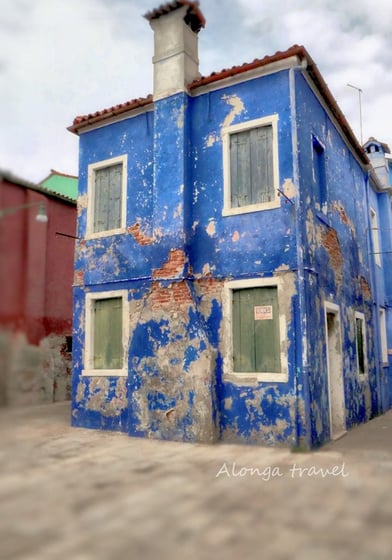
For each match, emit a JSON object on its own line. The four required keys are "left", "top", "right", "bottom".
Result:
{"left": 290, "top": 64, "right": 312, "bottom": 449}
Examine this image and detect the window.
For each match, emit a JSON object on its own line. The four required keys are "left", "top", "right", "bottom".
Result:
{"left": 355, "top": 312, "right": 367, "bottom": 376}
{"left": 84, "top": 290, "right": 129, "bottom": 376}
{"left": 223, "top": 278, "right": 288, "bottom": 383}
{"left": 87, "top": 155, "right": 127, "bottom": 237}
{"left": 380, "top": 308, "right": 388, "bottom": 364}
{"left": 222, "top": 115, "right": 280, "bottom": 215}
{"left": 312, "top": 135, "right": 326, "bottom": 211}
{"left": 370, "top": 208, "right": 381, "bottom": 267}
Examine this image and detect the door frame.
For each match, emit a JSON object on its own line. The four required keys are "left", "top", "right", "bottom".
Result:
{"left": 324, "top": 301, "right": 346, "bottom": 440}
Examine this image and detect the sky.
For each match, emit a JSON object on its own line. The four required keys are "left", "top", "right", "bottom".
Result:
{"left": 1, "top": 0, "right": 391, "bottom": 183}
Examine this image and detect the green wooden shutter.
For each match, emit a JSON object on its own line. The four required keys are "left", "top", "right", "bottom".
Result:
{"left": 233, "top": 289, "right": 254, "bottom": 372}
{"left": 93, "top": 297, "right": 123, "bottom": 369}
{"left": 232, "top": 286, "right": 281, "bottom": 373}
{"left": 93, "top": 164, "right": 123, "bottom": 233}
{"left": 230, "top": 130, "right": 251, "bottom": 207}
{"left": 251, "top": 125, "right": 273, "bottom": 204}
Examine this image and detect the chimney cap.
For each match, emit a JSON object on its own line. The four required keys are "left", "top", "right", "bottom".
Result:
{"left": 144, "top": 1, "right": 206, "bottom": 33}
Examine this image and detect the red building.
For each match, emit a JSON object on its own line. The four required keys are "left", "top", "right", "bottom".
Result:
{"left": 0, "top": 170, "right": 77, "bottom": 406}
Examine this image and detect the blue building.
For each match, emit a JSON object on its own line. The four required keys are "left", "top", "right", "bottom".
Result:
{"left": 363, "top": 138, "right": 392, "bottom": 412}
{"left": 68, "top": 0, "right": 390, "bottom": 448}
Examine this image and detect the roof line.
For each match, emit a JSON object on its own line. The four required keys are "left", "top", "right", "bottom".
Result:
{"left": 39, "top": 169, "right": 78, "bottom": 184}
{"left": 67, "top": 44, "right": 368, "bottom": 165}
{"left": 1, "top": 170, "right": 77, "bottom": 205}
{"left": 68, "top": 95, "right": 153, "bottom": 134}
{"left": 48, "top": 169, "right": 78, "bottom": 179}
{"left": 189, "top": 44, "right": 307, "bottom": 89}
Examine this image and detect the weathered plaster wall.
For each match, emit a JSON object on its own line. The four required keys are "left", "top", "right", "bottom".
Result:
{"left": 73, "top": 66, "right": 382, "bottom": 448}
{"left": 72, "top": 70, "right": 305, "bottom": 446}
{"left": 294, "top": 71, "right": 380, "bottom": 446}
{"left": 189, "top": 72, "right": 297, "bottom": 279}
{"left": 187, "top": 72, "right": 303, "bottom": 445}
{"left": 0, "top": 330, "right": 71, "bottom": 407}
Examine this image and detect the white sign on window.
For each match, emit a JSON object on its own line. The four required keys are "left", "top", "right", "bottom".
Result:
{"left": 254, "top": 305, "right": 273, "bottom": 321}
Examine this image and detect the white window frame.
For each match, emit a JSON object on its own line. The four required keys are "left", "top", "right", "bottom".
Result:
{"left": 86, "top": 154, "right": 127, "bottom": 239}
{"left": 222, "top": 277, "right": 288, "bottom": 384}
{"left": 83, "top": 290, "right": 129, "bottom": 377}
{"left": 370, "top": 208, "right": 381, "bottom": 267}
{"left": 222, "top": 115, "right": 280, "bottom": 216}
{"left": 380, "top": 307, "right": 388, "bottom": 364}
{"left": 354, "top": 311, "right": 368, "bottom": 377}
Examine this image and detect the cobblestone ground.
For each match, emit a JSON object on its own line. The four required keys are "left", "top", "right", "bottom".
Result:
{"left": 1, "top": 403, "right": 392, "bottom": 560}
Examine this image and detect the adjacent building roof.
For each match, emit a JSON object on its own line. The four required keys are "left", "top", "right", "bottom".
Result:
{"left": 0, "top": 170, "right": 77, "bottom": 205}
{"left": 144, "top": 0, "right": 205, "bottom": 32}
{"left": 68, "top": 44, "right": 368, "bottom": 165}
{"left": 40, "top": 169, "right": 78, "bottom": 201}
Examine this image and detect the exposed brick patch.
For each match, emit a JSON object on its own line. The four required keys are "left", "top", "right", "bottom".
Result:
{"left": 127, "top": 223, "right": 153, "bottom": 245}
{"left": 195, "top": 277, "right": 223, "bottom": 299}
{"left": 74, "top": 270, "right": 84, "bottom": 286}
{"left": 153, "top": 249, "right": 186, "bottom": 279}
{"left": 150, "top": 280, "right": 193, "bottom": 310}
{"left": 360, "top": 276, "right": 372, "bottom": 300}
{"left": 322, "top": 228, "right": 343, "bottom": 284}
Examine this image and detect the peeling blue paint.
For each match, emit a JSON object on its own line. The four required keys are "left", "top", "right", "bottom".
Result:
{"left": 71, "top": 37, "right": 391, "bottom": 449}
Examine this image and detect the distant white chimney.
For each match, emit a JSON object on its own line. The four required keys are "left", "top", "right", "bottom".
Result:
{"left": 145, "top": 1, "right": 205, "bottom": 101}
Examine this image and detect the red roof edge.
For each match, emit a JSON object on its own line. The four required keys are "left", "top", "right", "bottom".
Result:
{"left": 0, "top": 170, "right": 77, "bottom": 205}
{"left": 189, "top": 44, "right": 307, "bottom": 89}
{"left": 302, "top": 50, "right": 369, "bottom": 166}
{"left": 40, "top": 169, "right": 78, "bottom": 183}
{"left": 68, "top": 95, "right": 153, "bottom": 134}
{"left": 190, "top": 43, "right": 368, "bottom": 166}
{"left": 68, "top": 42, "right": 368, "bottom": 166}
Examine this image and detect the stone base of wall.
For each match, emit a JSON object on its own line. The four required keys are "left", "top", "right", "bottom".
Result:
{"left": 0, "top": 330, "right": 72, "bottom": 407}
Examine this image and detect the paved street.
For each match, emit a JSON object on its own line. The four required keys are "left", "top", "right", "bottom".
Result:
{"left": 1, "top": 402, "right": 392, "bottom": 560}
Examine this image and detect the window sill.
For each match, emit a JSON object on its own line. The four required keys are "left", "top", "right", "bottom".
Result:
{"left": 223, "top": 199, "right": 281, "bottom": 216}
{"left": 84, "top": 227, "right": 127, "bottom": 240}
{"left": 82, "top": 369, "right": 127, "bottom": 377}
{"left": 223, "top": 371, "right": 288, "bottom": 385}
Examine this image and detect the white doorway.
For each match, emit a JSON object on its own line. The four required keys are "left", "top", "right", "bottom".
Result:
{"left": 324, "top": 302, "right": 346, "bottom": 439}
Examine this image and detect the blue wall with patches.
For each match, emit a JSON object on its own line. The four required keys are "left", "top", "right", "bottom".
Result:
{"left": 294, "top": 71, "right": 381, "bottom": 445}
{"left": 72, "top": 63, "right": 382, "bottom": 448}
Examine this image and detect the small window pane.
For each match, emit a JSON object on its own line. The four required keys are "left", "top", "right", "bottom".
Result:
{"left": 230, "top": 125, "right": 273, "bottom": 208}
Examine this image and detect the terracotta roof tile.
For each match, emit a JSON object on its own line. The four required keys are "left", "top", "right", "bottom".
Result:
{"left": 68, "top": 43, "right": 368, "bottom": 165}
{"left": 144, "top": 1, "right": 205, "bottom": 32}
{"left": 68, "top": 95, "right": 153, "bottom": 134}
{"left": 189, "top": 45, "right": 307, "bottom": 88}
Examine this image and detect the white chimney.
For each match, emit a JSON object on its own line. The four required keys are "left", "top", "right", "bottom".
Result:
{"left": 145, "top": 1, "right": 205, "bottom": 101}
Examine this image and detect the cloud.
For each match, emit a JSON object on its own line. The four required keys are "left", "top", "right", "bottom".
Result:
{"left": 0, "top": 0, "right": 391, "bottom": 181}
